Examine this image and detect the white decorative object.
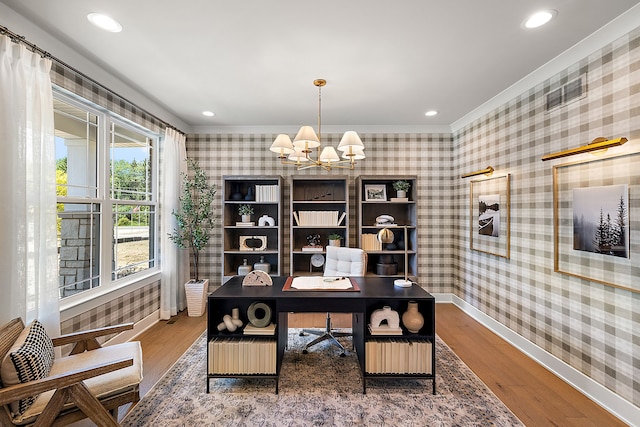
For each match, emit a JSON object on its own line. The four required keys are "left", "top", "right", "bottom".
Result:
{"left": 369, "top": 306, "right": 401, "bottom": 334}
{"left": 242, "top": 270, "right": 273, "bottom": 286}
{"left": 375, "top": 214, "right": 394, "bottom": 225}
{"left": 239, "top": 235, "right": 267, "bottom": 251}
{"left": 258, "top": 215, "right": 275, "bottom": 226}
{"left": 185, "top": 279, "right": 208, "bottom": 317}
{"left": 217, "top": 307, "right": 244, "bottom": 332}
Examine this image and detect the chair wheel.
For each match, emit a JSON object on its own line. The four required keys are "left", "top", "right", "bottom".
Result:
{"left": 299, "top": 331, "right": 306, "bottom": 336}
{"left": 302, "top": 349, "right": 309, "bottom": 354}
{"left": 340, "top": 352, "right": 346, "bottom": 357}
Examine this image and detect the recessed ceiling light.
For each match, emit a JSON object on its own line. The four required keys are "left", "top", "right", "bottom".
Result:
{"left": 202, "top": 111, "right": 215, "bottom": 117}
{"left": 425, "top": 110, "right": 438, "bottom": 117}
{"left": 524, "top": 10, "right": 557, "bottom": 29}
{"left": 87, "top": 13, "right": 122, "bottom": 33}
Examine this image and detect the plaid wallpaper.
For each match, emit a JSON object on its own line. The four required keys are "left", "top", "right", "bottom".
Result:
{"left": 453, "top": 27, "right": 640, "bottom": 407}
{"left": 185, "top": 133, "right": 454, "bottom": 288}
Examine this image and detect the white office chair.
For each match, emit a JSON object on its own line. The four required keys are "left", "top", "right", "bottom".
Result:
{"left": 301, "top": 246, "right": 367, "bottom": 356}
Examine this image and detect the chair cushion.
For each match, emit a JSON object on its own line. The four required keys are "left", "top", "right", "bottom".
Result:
{"left": 324, "top": 246, "right": 367, "bottom": 277}
{"left": 13, "top": 341, "right": 143, "bottom": 425}
{"left": 0, "top": 320, "right": 55, "bottom": 416}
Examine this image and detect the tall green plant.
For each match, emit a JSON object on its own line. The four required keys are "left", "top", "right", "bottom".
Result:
{"left": 168, "top": 158, "right": 216, "bottom": 281}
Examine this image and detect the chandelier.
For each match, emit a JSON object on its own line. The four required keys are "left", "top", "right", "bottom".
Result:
{"left": 269, "top": 79, "right": 365, "bottom": 171}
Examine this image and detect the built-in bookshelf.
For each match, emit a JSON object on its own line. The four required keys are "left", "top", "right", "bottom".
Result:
{"left": 222, "top": 175, "right": 283, "bottom": 282}
{"left": 289, "top": 175, "right": 349, "bottom": 276}
{"left": 356, "top": 175, "right": 418, "bottom": 280}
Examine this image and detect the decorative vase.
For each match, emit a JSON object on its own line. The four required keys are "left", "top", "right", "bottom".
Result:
{"left": 397, "top": 190, "right": 407, "bottom": 198}
{"left": 402, "top": 301, "right": 424, "bottom": 333}
{"left": 238, "top": 258, "right": 252, "bottom": 275}
{"left": 253, "top": 256, "right": 271, "bottom": 273}
{"left": 244, "top": 186, "right": 254, "bottom": 201}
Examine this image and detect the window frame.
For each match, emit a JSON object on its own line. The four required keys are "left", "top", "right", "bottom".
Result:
{"left": 54, "top": 88, "right": 160, "bottom": 309}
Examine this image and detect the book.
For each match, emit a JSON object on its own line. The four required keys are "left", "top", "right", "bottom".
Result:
{"left": 368, "top": 325, "right": 403, "bottom": 335}
{"left": 390, "top": 197, "right": 409, "bottom": 202}
{"left": 236, "top": 222, "right": 255, "bottom": 226}
{"left": 302, "top": 245, "right": 323, "bottom": 252}
{"left": 243, "top": 323, "right": 276, "bottom": 335}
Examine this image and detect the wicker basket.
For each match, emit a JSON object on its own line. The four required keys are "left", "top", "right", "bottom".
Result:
{"left": 185, "top": 279, "right": 209, "bottom": 316}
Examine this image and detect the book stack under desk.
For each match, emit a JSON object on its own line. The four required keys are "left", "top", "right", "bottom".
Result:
{"left": 208, "top": 337, "right": 277, "bottom": 375}
{"left": 365, "top": 338, "right": 432, "bottom": 375}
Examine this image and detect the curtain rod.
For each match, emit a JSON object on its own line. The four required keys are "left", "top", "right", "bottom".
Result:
{"left": 0, "top": 24, "right": 183, "bottom": 135}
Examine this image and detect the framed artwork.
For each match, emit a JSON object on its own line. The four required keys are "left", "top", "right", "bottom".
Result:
{"left": 365, "top": 184, "right": 387, "bottom": 201}
{"left": 553, "top": 150, "right": 639, "bottom": 294}
{"left": 469, "top": 174, "right": 510, "bottom": 258}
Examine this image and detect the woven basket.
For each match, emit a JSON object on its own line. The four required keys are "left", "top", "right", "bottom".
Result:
{"left": 185, "top": 279, "right": 209, "bottom": 317}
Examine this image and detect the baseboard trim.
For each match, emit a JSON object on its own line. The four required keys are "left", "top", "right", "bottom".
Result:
{"left": 434, "top": 293, "right": 638, "bottom": 426}
{"left": 104, "top": 309, "right": 160, "bottom": 346}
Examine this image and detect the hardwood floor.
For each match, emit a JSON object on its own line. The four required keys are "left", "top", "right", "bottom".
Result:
{"left": 85, "top": 304, "right": 623, "bottom": 426}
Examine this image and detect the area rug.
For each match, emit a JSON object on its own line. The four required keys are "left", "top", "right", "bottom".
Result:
{"left": 122, "top": 330, "right": 523, "bottom": 426}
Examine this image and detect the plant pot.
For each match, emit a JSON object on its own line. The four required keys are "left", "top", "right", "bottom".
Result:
{"left": 328, "top": 239, "right": 341, "bottom": 247}
{"left": 185, "top": 279, "right": 209, "bottom": 317}
{"left": 396, "top": 190, "right": 407, "bottom": 198}
{"left": 241, "top": 214, "right": 251, "bottom": 223}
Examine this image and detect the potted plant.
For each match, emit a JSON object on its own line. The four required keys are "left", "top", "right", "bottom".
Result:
{"left": 238, "top": 204, "right": 254, "bottom": 223}
{"left": 168, "top": 158, "right": 216, "bottom": 316}
{"left": 392, "top": 180, "right": 411, "bottom": 198}
{"left": 327, "top": 233, "right": 343, "bottom": 247}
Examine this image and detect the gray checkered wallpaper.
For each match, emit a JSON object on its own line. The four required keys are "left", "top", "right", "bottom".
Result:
{"left": 185, "top": 133, "right": 454, "bottom": 290}
{"left": 453, "top": 27, "right": 640, "bottom": 406}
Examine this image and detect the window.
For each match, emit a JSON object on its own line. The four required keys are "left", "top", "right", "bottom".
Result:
{"left": 54, "top": 91, "right": 158, "bottom": 299}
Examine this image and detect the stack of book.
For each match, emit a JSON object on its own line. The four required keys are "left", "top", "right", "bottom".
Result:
{"left": 208, "top": 337, "right": 276, "bottom": 374}
{"left": 361, "top": 234, "right": 382, "bottom": 251}
{"left": 236, "top": 222, "right": 255, "bottom": 227}
{"left": 255, "top": 185, "right": 279, "bottom": 202}
{"left": 365, "top": 338, "right": 432, "bottom": 374}
{"left": 243, "top": 323, "right": 276, "bottom": 335}
{"left": 293, "top": 211, "right": 346, "bottom": 226}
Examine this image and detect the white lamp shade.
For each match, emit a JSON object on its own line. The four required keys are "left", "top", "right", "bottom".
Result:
{"left": 337, "top": 131, "right": 364, "bottom": 152}
{"left": 319, "top": 146, "right": 340, "bottom": 162}
{"left": 293, "top": 126, "right": 321, "bottom": 149}
{"left": 288, "top": 148, "right": 310, "bottom": 162}
{"left": 270, "top": 134, "right": 294, "bottom": 154}
{"left": 342, "top": 147, "right": 366, "bottom": 160}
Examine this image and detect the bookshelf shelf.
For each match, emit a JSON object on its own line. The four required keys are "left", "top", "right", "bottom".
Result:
{"left": 290, "top": 175, "right": 349, "bottom": 276}
{"left": 222, "top": 175, "right": 283, "bottom": 282}
{"left": 356, "top": 175, "right": 418, "bottom": 279}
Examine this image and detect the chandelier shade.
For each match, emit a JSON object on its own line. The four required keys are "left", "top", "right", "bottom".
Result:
{"left": 269, "top": 78, "right": 365, "bottom": 171}
{"left": 270, "top": 134, "right": 295, "bottom": 158}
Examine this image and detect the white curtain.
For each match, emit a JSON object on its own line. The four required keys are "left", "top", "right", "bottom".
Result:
{"left": 0, "top": 35, "right": 60, "bottom": 336}
{"left": 160, "top": 128, "right": 190, "bottom": 319}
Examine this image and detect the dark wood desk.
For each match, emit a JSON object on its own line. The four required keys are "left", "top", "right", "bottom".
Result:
{"left": 207, "top": 276, "right": 435, "bottom": 394}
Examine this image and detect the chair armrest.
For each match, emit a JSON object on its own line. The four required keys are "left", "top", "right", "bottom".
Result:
{"left": 0, "top": 358, "right": 133, "bottom": 405}
{"left": 51, "top": 323, "right": 134, "bottom": 354}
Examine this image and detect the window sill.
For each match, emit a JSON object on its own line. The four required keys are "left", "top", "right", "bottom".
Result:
{"left": 60, "top": 270, "right": 161, "bottom": 321}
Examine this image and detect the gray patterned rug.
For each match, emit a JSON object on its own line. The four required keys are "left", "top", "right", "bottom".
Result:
{"left": 122, "top": 330, "right": 523, "bottom": 426}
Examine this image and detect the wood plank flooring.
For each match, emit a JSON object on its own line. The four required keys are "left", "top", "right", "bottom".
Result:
{"left": 77, "top": 304, "right": 624, "bottom": 426}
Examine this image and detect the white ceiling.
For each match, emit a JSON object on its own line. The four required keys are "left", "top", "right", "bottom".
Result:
{"left": 2, "top": 0, "right": 640, "bottom": 133}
